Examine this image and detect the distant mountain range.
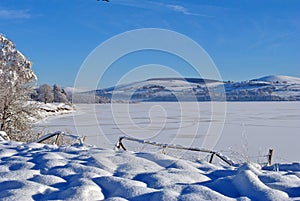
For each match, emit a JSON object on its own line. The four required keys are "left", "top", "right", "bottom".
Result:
{"left": 76, "top": 75, "right": 300, "bottom": 102}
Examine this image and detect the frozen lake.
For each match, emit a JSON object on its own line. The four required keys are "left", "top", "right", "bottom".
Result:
{"left": 36, "top": 102, "right": 300, "bottom": 163}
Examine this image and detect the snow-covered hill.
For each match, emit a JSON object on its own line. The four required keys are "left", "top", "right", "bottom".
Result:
{"left": 252, "top": 75, "right": 300, "bottom": 84}
{"left": 91, "top": 75, "right": 300, "bottom": 101}
{"left": 0, "top": 140, "right": 300, "bottom": 200}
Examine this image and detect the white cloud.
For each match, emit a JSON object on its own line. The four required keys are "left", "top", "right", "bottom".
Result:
{"left": 111, "top": 1, "right": 211, "bottom": 17}
{"left": 0, "top": 9, "right": 31, "bottom": 19}
{"left": 167, "top": 5, "right": 190, "bottom": 15}
{"left": 165, "top": 4, "right": 211, "bottom": 17}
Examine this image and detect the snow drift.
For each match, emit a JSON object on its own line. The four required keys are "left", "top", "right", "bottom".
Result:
{"left": 0, "top": 140, "right": 300, "bottom": 200}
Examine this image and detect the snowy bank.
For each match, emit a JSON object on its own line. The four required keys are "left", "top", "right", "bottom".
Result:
{"left": 35, "top": 102, "right": 75, "bottom": 119}
{"left": 0, "top": 140, "right": 300, "bottom": 200}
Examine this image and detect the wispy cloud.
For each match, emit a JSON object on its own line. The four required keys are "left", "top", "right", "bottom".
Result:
{"left": 111, "top": 0, "right": 212, "bottom": 18}
{"left": 110, "top": 0, "right": 151, "bottom": 10}
{"left": 0, "top": 9, "right": 31, "bottom": 19}
{"left": 166, "top": 4, "right": 209, "bottom": 17}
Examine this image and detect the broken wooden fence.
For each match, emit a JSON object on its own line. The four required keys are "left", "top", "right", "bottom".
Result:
{"left": 34, "top": 131, "right": 86, "bottom": 146}
{"left": 115, "top": 136, "right": 235, "bottom": 166}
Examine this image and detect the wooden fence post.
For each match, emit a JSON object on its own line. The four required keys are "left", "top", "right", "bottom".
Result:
{"left": 209, "top": 153, "right": 215, "bottom": 163}
{"left": 55, "top": 133, "right": 61, "bottom": 145}
{"left": 116, "top": 137, "right": 127, "bottom": 151}
{"left": 162, "top": 146, "right": 166, "bottom": 154}
{"left": 37, "top": 132, "right": 41, "bottom": 140}
{"left": 268, "top": 149, "right": 273, "bottom": 166}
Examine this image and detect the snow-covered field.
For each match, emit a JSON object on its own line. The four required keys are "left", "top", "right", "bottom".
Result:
{"left": 1, "top": 101, "right": 300, "bottom": 200}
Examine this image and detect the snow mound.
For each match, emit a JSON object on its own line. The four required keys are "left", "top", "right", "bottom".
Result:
{"left": 1, "top": 141, "right": 300, "bottom": 200}
{"left": 35, "top": 102, "right": 75, "bottom": 119}
{"left": 0, "top": 131, "right": 10, "bottom": 141}
{"left": 252, "top": 75, "right": 300, "bottom": 84}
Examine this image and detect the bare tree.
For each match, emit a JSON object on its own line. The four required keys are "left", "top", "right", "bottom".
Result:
{"left": 38, "top": 84, "right": 54, "bottom": 104}
{"left": 0, "top": 34, "right": 37, "bottom": 142}
{"left": 53, "top": 84, "right": 69, "bottom": 103}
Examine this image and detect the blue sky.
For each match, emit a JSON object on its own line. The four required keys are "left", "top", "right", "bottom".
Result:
{"left": 0, "top": 0, "right": 299, "bottom": 88}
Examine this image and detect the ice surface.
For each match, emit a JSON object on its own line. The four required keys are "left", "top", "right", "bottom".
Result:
{"left": 36, "top": 102, "right": 300, "bottom": 163}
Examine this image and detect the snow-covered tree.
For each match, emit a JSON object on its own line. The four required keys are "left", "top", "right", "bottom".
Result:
{"left": 38, "top": 84, "right": 54, "bottom": 104}
{"left": 0, "top": 34, "right": 37, "bottom": 141}
{"left": 53, "top": 84, "right": 69, "bottom": 103}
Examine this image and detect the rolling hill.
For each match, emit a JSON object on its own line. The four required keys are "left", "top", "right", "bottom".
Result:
{"left": 81, "top": 75, "right": 300, "bottom": 102}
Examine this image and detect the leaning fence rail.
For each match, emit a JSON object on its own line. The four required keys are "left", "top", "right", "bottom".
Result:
{"left": 34, "top": 131, "right": 86, "bottom": 146}
{"left": 115, "top": 136, "right": 235, "bottom": 166}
